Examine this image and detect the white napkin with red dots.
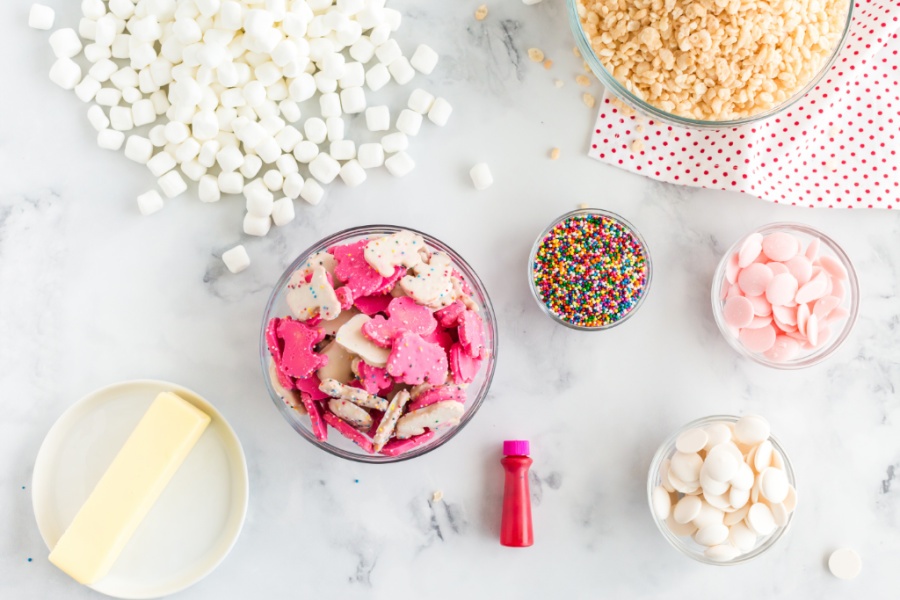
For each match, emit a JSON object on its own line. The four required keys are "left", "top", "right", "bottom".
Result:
{"left": 588, "top": 0, "right": 900, "bottom": 209}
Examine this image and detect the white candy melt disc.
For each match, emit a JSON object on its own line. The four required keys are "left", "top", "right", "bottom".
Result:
{"left": 828, "top": 548, "right": 862, "bottom": 580}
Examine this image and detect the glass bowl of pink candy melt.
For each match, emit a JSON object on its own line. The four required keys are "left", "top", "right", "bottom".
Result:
{"left": 260, "top": 225, "right": 497, "bottom": 463}
{"left": 711, "top": 223, "right": 859, "bottom": 369}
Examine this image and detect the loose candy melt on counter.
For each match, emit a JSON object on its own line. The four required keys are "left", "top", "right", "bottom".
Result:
{"left": 719, "top": 229, "right": 852, "bottom": 362}
{"left": 828, "top": 548, "right": 862, "bottom": 580}
{"left": 651, "top": 415, "right": 797, "bottom": 563}
{"left": 532, "top": 212, "right": 649, "bottom": 328}
{"left": 266, "top": 230, "right": 487, "bottom": 456}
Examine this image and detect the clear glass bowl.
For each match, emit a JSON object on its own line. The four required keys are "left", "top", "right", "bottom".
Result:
{"left": 647, "top": 415, "right": 797, "bottom": 565}
{"left": 528, "top": 208, "right": 652, "bottom": 331}
{"left": 259, "top": 225, "right": 498, "bottom": 463}
{"left": 711, "top": 223, "right": 859, "bottom": 369}
{"left": 567, "top": 0, "right": 854, "bottom": 128}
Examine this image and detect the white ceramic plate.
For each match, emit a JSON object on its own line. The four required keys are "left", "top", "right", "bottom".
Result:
{"left": 32, "top": 380, "right": 249, "bottom": 599}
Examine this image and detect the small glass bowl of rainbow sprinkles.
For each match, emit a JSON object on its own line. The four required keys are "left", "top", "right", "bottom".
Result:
{"left": 528, "top": 208, "right": 652, "bottom": 330}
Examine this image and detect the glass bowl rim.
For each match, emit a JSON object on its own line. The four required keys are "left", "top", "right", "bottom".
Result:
{"left": 259, "top": 224, "right": 499, "bottom": 464}
{"left": 527, "top": 208, "right": 653, "bottom": 331}
{"left": 646, "top": 414, "right": 797, "bottom": 565}
{"left": 709, "top": 221, "right": 860, "bottom": 369}
{"left": 566, "top": 0, "right": 855, "bottom": 129}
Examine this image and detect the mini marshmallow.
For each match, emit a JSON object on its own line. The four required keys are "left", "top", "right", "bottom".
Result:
{"left": 150, "top": 89, "right": 170, "bottom": 114}
{"left": 81, "top": 0, "right": 106, "bottom": 20}
{"left": 111, "top": 34, "right": 130, "bottom": 60}
{"left": 83, "top": 43, "right": 111, "bottom": 63}
{"left": 49, "top": 28, "right": 83, "bottom": 59}
{"left": 198, "top": 140, "right": 220, "bottom": 168}
{"left": 369, "top": 23, "right": 391, "bottom": 46}
{"left": 148, "top": 151, "right": 177, "bottom": 176}
{"left": 275, "top": 125, "right": 302, "bottom": 151}
{"left": 357, "top": 143, "right": 384, "bottom": 169}
{"left": 74, "top": 76, "right": 102, "bottom": 102}
{"left": 339, "top": 160, "right": 367, "bottom": 187}
{"left": 304, "top": 118, "right": 327, "bottom": 144}
{"left": 94, "top": 88, "right": 121, "bottom": 106}
{"left": 385, "top": 152, "right": 415, "bottom": 177}
{"left": 279, "top": 99, "right": 302, "bottom": 123}
{"left": 109, "top": 106, "right": 134, "bottom": 131}
{"left": 216, "top": 144, "right": 244, "bottom": 171}
{"left": 320, "top": 92, "right": 342, "bottom": 118}
{"left": 326, "top": 117, "right": 344, "bottom": 142}
{"left": 175, "top": 138, "right": 201, "bottom": 163}
{"left": 384, "top": 8, "right": 402, "bottom": 30}
{"left": 330, "top": 140, "right": 356, "bottom": 161}
{"left": 349, "top": 37, "right": 375, "bottom": 63}
{"left": 121, "top": 87, "right": 142, "bottom": 104}
{"left": 408, "top": 89, "right": 435, "bottom": 114}
{"left": 87, "top": 105, "right": 110, "bottom": 131}
{"left": 256, "top": 136, "right": 281, "bottom": 163}
{"left": 388, "top": 57, "right": 415, "bottom": 85}
{"left": 245, "top": 179, "right": 275, "bottom": 215}
{"left": 293, "top": 140, "right": 319, "bottom": 163}
{"left": 363, "top": 106, "right": 389, "bottom": 132}
{"left": 339, "top": 62, "right": 365, "bottom": 89}
{"left": 314, "top": 71, "right": 337, "bottom": 93}
{"left": 192, "top": 110, "right": 220, "bottom": 140}
{"left": 289, "top": 73, "right": 317, "bottom": 101}
{"left": 381, "top": 132, "right": 408, "bottom": 153}
{"left": 276, "top": 154, "right": 299, "bottom": 176}
{"left": 97, "top": 129, "right": 126, "bottom": 150}
{"left": 78, "top": 17, "right": 97, "bottom": 41}
{"left": 222, "top": 245, "right": 251, "bottom": 274}
{"left": 339, "top": 86, "right": 366, "bottom": 114}
{"left": 365, "top": 63, "right": 390, "bottom": 91}
{"left": 283, "top": 172, "right": 304, "bottom": 199}
{"left": 469, "top": 163, "right": 493, "bottom": 190}
{"left": 132, "top": 99, "right": 157, "bottom": 126}
{"left": 124, "top": 135, "right": 154, "bottom": 163}
{"left": 272, "top": 197, "right": 296, "bottom": 226}
{"left": 410, "top": 44, "right": 439, "bottom": 75}
{"left": 89, "top": 59, "right": 118, "bottom": 83}
{"left": 300, "top": 178, "right": 325, "bottom": 205}
{"left": 110, "top": 67, "right": 139, "bottom": 90}
{"left": 199, "top": 174, "right": 221, "bottom": 203}
{"left": 375, "top": 39, "right": 401, "bottom": 64}
{"left": 243, "top": 213, "right": 272, "bottom": 237}
{"left": 239, "top": 154, "right": 263, "bottom": 178}
{"left": 259, "top": 115, "right": 285, "bottom": 137}
{"left": 108, "top": 0, "right": 135, "bottom": 19}
{"left": 396, "top": 109, "right": 423, "bottom": 136}
{"left": 49, "top": 58, "right": 82, "bottom": 90}
{"left": 309, "top": 153, "right": 341, "bottom": 184}
{"left": 165, "top": 121, "right": 190, "bottom": 144}
{"left": 94, "top": 14, "right": 117, "bottom": 46}
{"left": 137, "top": 190, "right": 164, "bottom": 215}
{"left": 29, "top": 4, "right": 55, "bottom": 30}
{"left": 263, "top": 170, "right": 284, "bottom": 191}
{"left": 158, "top": 170, "right": 188, "bottom": 198}
{"left": 428, "top": 97, "right": 453, "bottom": 127}
{"left": 148, "top": 124, "right": 167, "bottom": 146}
{"left": 218, "top": 171, "right": 244, "bottom": 194}
{"left": 181, "top": 160, "right": 207, "bottom": 181}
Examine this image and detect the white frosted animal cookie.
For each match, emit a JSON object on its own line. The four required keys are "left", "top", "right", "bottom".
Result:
{"left": 320, "top": 308, "right": 359, "bottom": 337}
{"left": 395, "top": 401, "right": 465, "bottom": 439}
{"left": 317, "top": 341, "right": 355, "bottom": 384}
{"left": 373, "top": 390, "right": 411, "bottom": 452}
{"left": 291, "top": 250, "right": 338, "bottom": 281}
{"left": 335, "top": 314, "right": 390, "bottom": 367}
{"left": 400, "top": 250, "right": 456, "bottom": 308}
{"left": 319, "top": 378, "right": 388, "bottom": 411}
{"left": 364, "top": 230, "right": 425, "bottom": 277}
{"left": 269, "top": 360, "right": 306, "bottom": 415}
{"left": 286, "top": 265, "right": 342, "bottom": 321}
{"left": 327, "top": 398, "right": 373, "bottom": 429}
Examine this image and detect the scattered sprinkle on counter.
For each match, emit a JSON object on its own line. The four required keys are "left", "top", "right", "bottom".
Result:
{"left": 532, "top": 213, "right": 649, "bottom": 328}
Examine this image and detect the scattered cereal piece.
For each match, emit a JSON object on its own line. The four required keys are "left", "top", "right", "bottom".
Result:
{"left": 631, "top": 139, "right": 644, "bottom": 153}
{"left": 543, "top": 59, "right": 553, "bottom": 70}
{"left": 576, "top": 75, "right": 590, "bottom": 87}
{"left": 635, "top": 124, "right": 644, "bottom": 133}
{"left": 528, "top": 48, "right": 544, "bottom": 62}
{"left": 432, "top": 490, "right": 444, "bottom": 502}
{"left": 583, "top": 61, "right": 591, "bottom": 73}
{"left": 475, "top": 4, "right": 488, "bottom": 20}
{"left": 582, "top": 93, "right": 595, "bottom": 108}
{"left": 572, "top": 46, "right": 580, "bottom": 58}
{"left": 554, "top": 79, "right": 564, "bottom": 88}
{"left": 550, "top": 147, "right": 560, "bottom": 160}
{"left": 577, "top": 203, "right": 589, "bottom": 209}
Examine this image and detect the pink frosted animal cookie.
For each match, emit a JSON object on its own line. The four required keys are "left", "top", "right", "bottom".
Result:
{"left": 322, "top": 410, "right": 374, "bottom": 453}
{"left": 286, "top": 265, "right": 342, "bottom": 322}
{"left": 399, "top": 250, "right": 457, "bottom": 308}
{"left": 300, "top": 392, "right": 328, "bottom": 441}
{"left": 269, "top": 360, "right": 306, "bottom": 415}
{"left": 457, "top": 309, "right": 485, "bottom": 358}
{"left": 319, "top": 377, "right": 389, "bottom": 410}
{"left": 332, "top": 239, "right": 386, "bottom": 298}
{"left": 380, "top": 430, "right": 436, "bottom": 456}
{"left": 450, "top": 343, "right": 482, "bottom": 385}
{"left": 362, "top": 296, "right": 438, "bottom": 348}
{"left": 354, "top": 293, "right": 393, "bottom": 316}
{"left": 435, "top": 300, "right": 465, "bottom": 328}
{"left": 294, "top": 372, "right": 329, "bottom": 401}
{"left": 277, "top": 318, "right": 328, "bottom": 379}
{"left": 387, "top": 331, "right": 449, "bottom": 386}
{"left": 364, "top": 230, "right": 425, "bottom": 276}
{"left": 422, "top": 326, "right": 455, "bottom": 354}
{"left": 335, "top": 286, "right": 353, "bottom": 310}
{"left": 372, "top": 389, "right": 411, "bottom": 452}
{"left": 373, "top": 265, "right": 407, "bottom": 294}
{"left": 407, "top": 384, "right": 467, "bottom": 412}
{"left": 353, "top": 359, "right": 393, "bottom": 394}
{"left": 395, "top": 401, "right": 465, "bottom": 439}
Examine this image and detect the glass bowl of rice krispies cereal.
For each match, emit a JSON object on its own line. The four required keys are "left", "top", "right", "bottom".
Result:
{"left": 568, "top": 0, "right": 853, "bottom": 127}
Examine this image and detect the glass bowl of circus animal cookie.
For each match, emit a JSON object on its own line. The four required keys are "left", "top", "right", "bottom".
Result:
{"left": 261, "top": 225, "right": 498, "bottom": 463}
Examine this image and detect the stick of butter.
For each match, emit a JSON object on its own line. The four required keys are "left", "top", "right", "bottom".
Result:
{"left": 49, "top": 391, "right": 211, "bottom": 585}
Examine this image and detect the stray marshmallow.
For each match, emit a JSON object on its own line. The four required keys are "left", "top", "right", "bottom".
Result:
{"left": 366, "top": 63, "right": 391, "bottom": 91}
{"left": 304, "top": 118, "right": 328, "bottom": 144}
{"left": 408, "top": 89, "right": 435, "bottom": 114}
{"left": 428, "top": 98, "right": 453, "bottom": 127}
{"left": 136, "top": 190, "right": 164, "bottom": 215}
{"left": 49, "top": 28, "right": 83, "bottom": 59}
{"left": 396, "top": 109, "right": 423, "bottom": 136}
{"left": 222, "top": 245, "right": 251, "bottom": 274}
{"left": 339, "top": 160, "right": 367, "bottom": 187}
{"left": 388, "top": 57, "right": 415, "bottom": 85}
{"left": 218, "top": 171, "right": 244, "bottom": 194}
{"left": 272, "top": 197, "right": 296, "bottom": 226}
{"left": 97, "top": 129, "right": 125, "bottom": 150}
{"left": 326, "top": 117, "right": 345, "bottom": 142}
{"left": 300, "top": 179, "right": 325, "bottom": 205}
{"left": 357, "top": 143, "right": 385, "bottom": 169}
{"left": 158, "top": 170, "right": 188, "bottom": 198}
{"left": 243, "top": 213, "right": 272, "bottom": 237}
{"left": 340, "top": 86, "right": 367, "bottom": 114}
{"left": 109, "top": 106, "right": 134, "bottom": 131}
{"left": 147, "top": 151, "right": 176, "bottom": 177}
{"left": 263, "top": 169, "right": 285, "bottom": 192}
{"left": 410, "top": 45, "right": 439, "bottom": 75}
{"left": 385, "top": 152, "right": 415, "bottom": 177}
{"left": 199, "top": 175, "right": 221, "bottom": 203}
{"left": 87, "top": 105, "right": 110, "bottom": 131}
{"left": 124, "top": 136, "right": 154, "bottom": 164}
{"left": 283, "top": 173, "right": 304, "bottom": 199}
{"left": 320, "top": 92, "right": 342, "bottom": 118}
{"left": 469, "top": 163, "right": 493, "bottom": 190}
{"left": 293, "top": 140, "right": 319, "bottom": 163}
{"left": 366, "top": 106, "right": 390, "bottom": 132}
{"left": 74, "top": 76, "right": 101, "bottom": 102}
{"left": 49, "top": 58, "right": 82, "bottom": 90}
{"left": 330, "top": 140, "right": 356, "bottom": 161}
{"left": 28, "top": 4, "right": 55, "bottom": 30}
{"left": 309, "top": 153, "right": 341, "bottom": 184}
{"left": 375, "top": 40, "right": 402, "bottom": 64}
{"left": 381, "top": 132, "right": 408, "bottom": 153}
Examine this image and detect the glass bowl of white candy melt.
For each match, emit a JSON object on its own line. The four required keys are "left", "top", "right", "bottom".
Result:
{"left": 260, "top": 225, "right": 497, "bottom": 463}
{"left": 711, "top": 223, "right": 859, "bottom": 369}
{"left": 647, "top": 415, "right": 798, "bottom": 565}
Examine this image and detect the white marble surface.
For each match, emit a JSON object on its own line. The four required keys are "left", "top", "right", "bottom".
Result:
{"left": 2, "top": 1, "right": 899, "bottom": 598}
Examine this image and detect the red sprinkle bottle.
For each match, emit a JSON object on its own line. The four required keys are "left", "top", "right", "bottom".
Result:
{"left": 500, "top": 440, "right": 534, "bottom": 547}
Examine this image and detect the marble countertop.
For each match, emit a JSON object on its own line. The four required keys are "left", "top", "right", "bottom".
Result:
{"left": 2, "top": 0, "right": 899, "bottom": 598}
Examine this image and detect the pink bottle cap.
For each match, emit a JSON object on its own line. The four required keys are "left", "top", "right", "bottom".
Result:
{"left": 503, "top": 440, "right": 530, "bottom": 456}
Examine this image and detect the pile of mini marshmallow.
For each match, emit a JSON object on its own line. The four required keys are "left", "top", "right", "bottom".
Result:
{"left": 28, "top": 0, "right": 451, "bottom": 272}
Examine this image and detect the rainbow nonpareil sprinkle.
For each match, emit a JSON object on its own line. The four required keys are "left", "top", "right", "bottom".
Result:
{"left": 532, "top": 213, "right": 649, "bottom": 328}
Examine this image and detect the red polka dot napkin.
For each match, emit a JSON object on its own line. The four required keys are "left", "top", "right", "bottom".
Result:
{"left": 587, "top": 0, "right": 900, "bottom": 209}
